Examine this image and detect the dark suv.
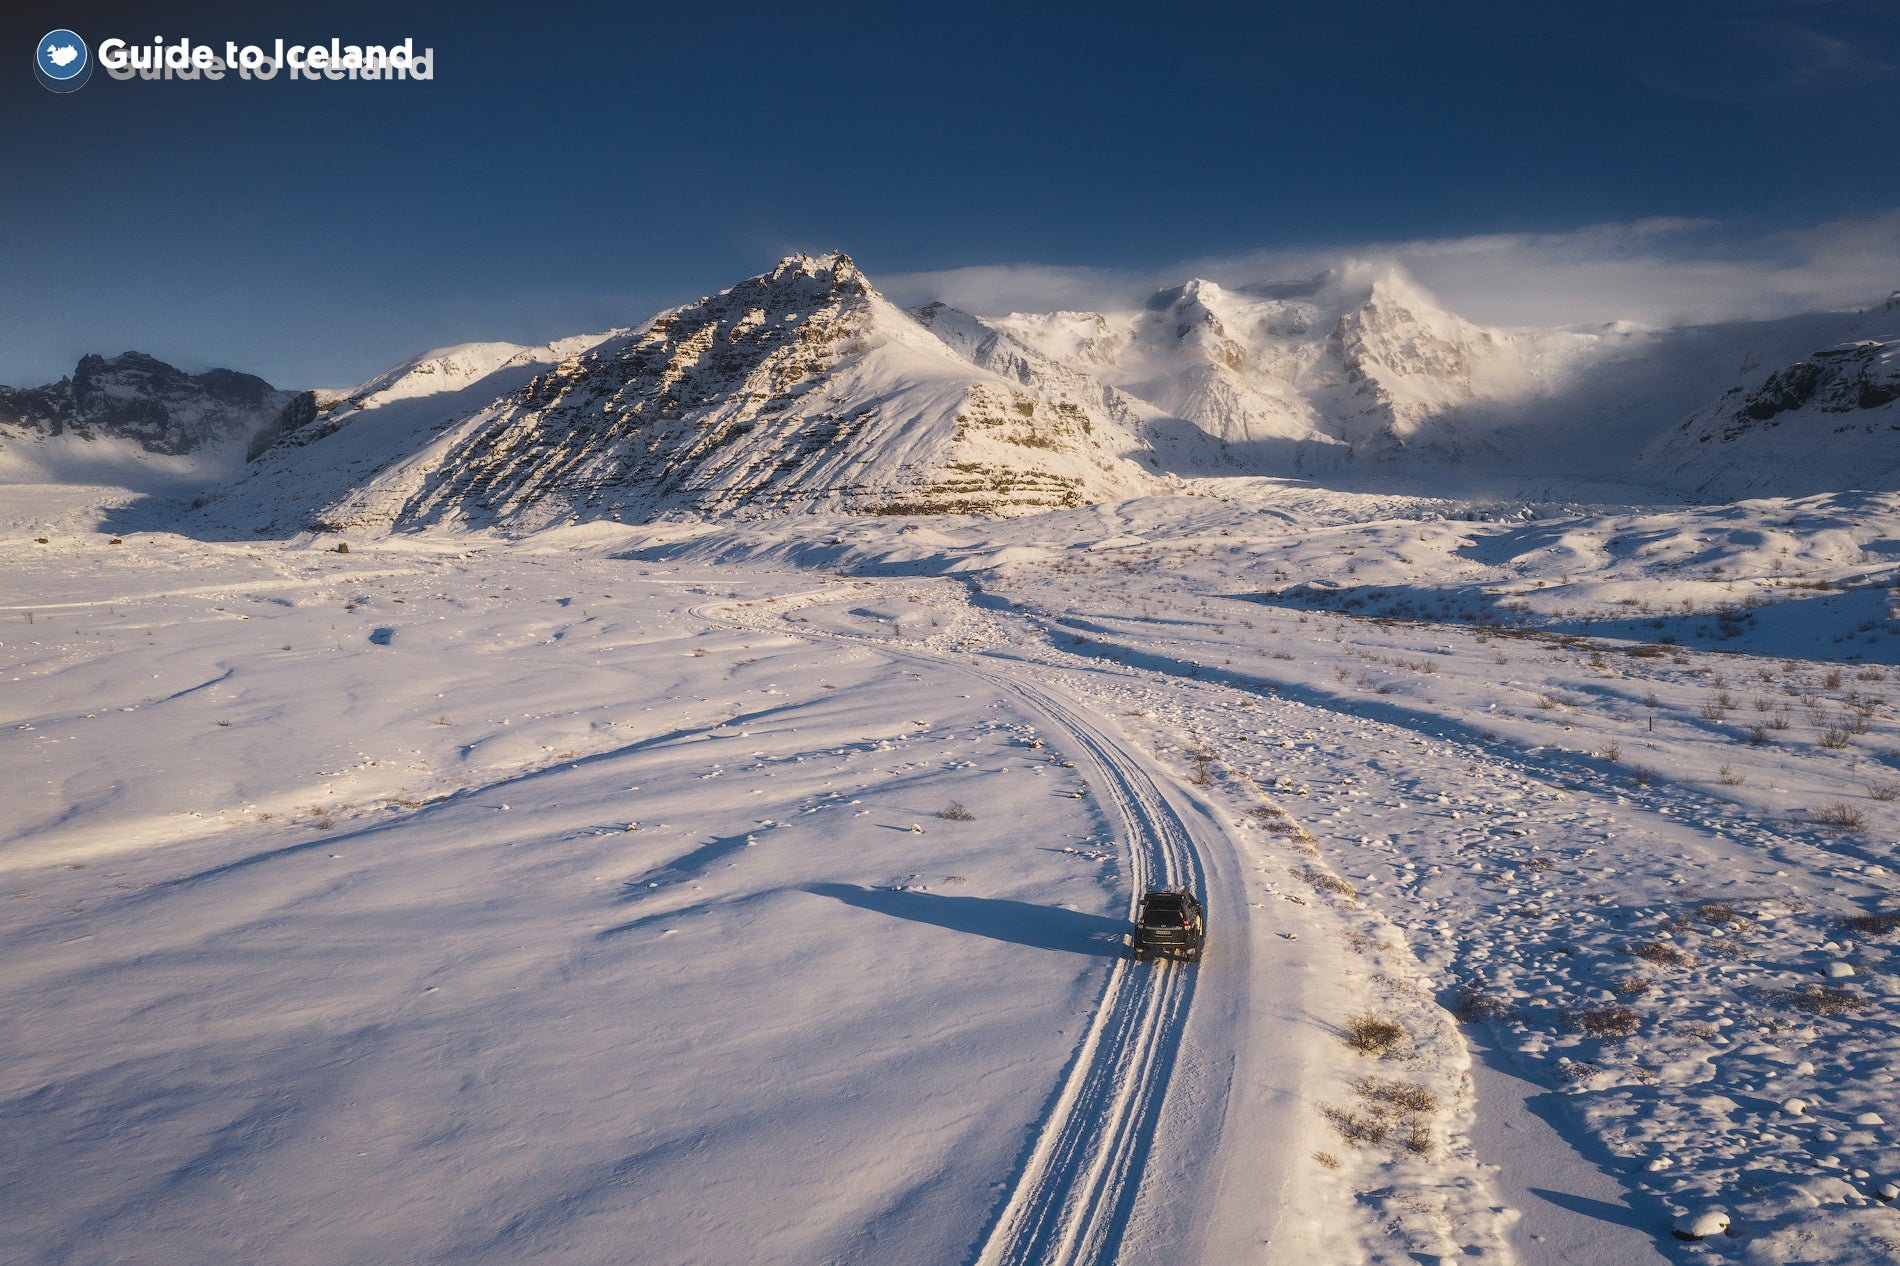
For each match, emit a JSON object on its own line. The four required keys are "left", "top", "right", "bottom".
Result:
{"left": 1133, "top": 889, "right": 1204, "bottom": 962}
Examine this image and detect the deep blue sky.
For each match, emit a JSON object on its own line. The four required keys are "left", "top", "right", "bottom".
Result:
{"left": 6, "top": 0, "right": 1898, "bottom": 388}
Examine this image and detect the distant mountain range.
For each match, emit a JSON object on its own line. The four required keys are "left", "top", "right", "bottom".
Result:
{"left": 5, "top": 255, "right": 1896, "bottom": 523}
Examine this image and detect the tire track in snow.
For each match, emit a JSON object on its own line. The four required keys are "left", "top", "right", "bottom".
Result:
{"left": 968, "top": 679, "right": 1201, "bottom": 1266}
{"left": 693, "top": 590, "right": 1204, "bottom": 1266}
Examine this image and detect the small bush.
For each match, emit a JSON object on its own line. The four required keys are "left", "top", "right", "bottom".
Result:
{"left": 1819, "top": 727, "right": 1851, "bottom": 750}
{"left": 1717, "top": 764, "right": 1745, "bottom": 786}
{"left": 1814, "top": 803, "right": 1868, "bottom": 829}
{"left": 1453, "top": 985, "right": 1513, "bottom": 1021}
{"left": 1754, "top": 984, "right": 1866, "bottom": 1016}
{"left": 1343, "top": 1012, "right": 1408, "bottom": 1057}
{"left": 1633, "top": 942, "right": 1696, "bottom": 968}
{"left": 1629, "top": 766, "right": 1655, "bottom": 787}
{"left": 934, "top": 802, "right": 975, "bottom": 821}
{"left": 1868, "top": 780, "right": 1900, "bottom": 803}
{"left": 1319, "top": 1104, "right": 1387, "bottom": 1146}
{"left": 1353, "top": 1077, "right": 1438, "bottom": 1114}
{"left": 1559, "top": 1005, "right": 1641, "bottom": 1039}
{"left": 1840, "top": 912, "right": 1900, "bottom": 937}
{"left": 1313, "top": 1150, "right": 1340, "bottom": 1170}
{"left": 1615, "top": 976, "right": 1654, "bottom": 997}
{"left": 1695, "top": 901, "right": 1743, "bottom": 925}
{"left": 1294, "top": 864, "right": 1358, "bottom": 903}
{"left": 1401, "top": 1122, "right": 1433, "bottom": 1157}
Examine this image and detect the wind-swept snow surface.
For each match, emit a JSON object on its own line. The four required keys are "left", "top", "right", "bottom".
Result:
{"left": 9, "top": 478, "right": 1900, "bottom": 1264}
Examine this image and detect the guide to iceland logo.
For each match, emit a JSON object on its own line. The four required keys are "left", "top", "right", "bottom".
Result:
{"left": 36, "top": 29, "right": 91, "bottom": 91}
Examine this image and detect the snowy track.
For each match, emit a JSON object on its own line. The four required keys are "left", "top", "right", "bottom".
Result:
{"left": 698, "top": 593, "right": 1207, "bottom": 1266}
{"left": 970, "top": 681, "right": 1201, "bottom": 1266}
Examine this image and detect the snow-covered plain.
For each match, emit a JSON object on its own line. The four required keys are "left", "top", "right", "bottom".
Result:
{"left": 5, "top": 478, "right": 1900, "bottom": 1264}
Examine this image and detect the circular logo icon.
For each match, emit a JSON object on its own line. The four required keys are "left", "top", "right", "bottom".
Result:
{"left": 36, "top": 29, "right": 91, "bottom": 92}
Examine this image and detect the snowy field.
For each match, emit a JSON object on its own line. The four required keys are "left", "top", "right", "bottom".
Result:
{"left": 5, "top": 481, "right": 1900, "bottom": 1264}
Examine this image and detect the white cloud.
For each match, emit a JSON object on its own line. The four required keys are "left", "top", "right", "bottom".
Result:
{"left": 879, "top": 209, "right": 1900, "bottom": 330}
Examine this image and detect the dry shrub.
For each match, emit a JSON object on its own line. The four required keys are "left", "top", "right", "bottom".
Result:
{"left": 1614, "top": 976, "right": 1654, "bottom": 997}
{"left": 1353, "top": 1077, "right": 1438, "bottom": 1114}
{"left": 1343, "top": 1012, "right": 1408, "bottom": 1057}
{"left": 1313, "top": 1150, "right": 1340, "bottom": 1170}
{"left": 1695, "top": 901, "right": 1743, "bottom": 925}
{"left": 1453, "top": 985, "right": 1514, "bottom": 1021}
{"left": 1632, "top": 942, "right": 1696, "bottom": 968}
{"left": 934, "top": 802, "right": 975, "bottom": 821}
{"left": 1840, "top": 911, "right": 1900, "bottom": 937}
{"left": 1293, "top": 864, "right": 1358, "bottom": 902}
{"left": 1754, "top": 984, "right": 1867, "bottom": 1016}
{"left": 1319, "top": 1104, "right": 1388, "bottom": 1146}
{"left": 1560, "top": 1005, "right": 1642, "bottom": 1039}
{"left": 1813, "top": 803, "right": 1867, "bottom": 829}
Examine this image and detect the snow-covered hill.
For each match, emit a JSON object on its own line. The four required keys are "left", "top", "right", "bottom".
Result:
{"left": 0, "top": 352, "right": 295, "bottom": 486}
{"left": 1644, "top": 296, "right": 1900, "bottom": 499}
{"left": 207, "top": 254, "right": 1170, "bottom": 535}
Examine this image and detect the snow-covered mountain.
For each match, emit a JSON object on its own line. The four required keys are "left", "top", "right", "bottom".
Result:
{"left": 120, "top": 255, "right": 1900, "bottom": 529}
{"left": 990, "top": 266, "right": 1583, "bottom": 473}
{"left": 0, "top": 352, "right": 295, "bottom": 484}
{"left": 1643, "top": 296, "right": 1900, "bottom": 498}
{"left": 207, "top": 254, "right": 1169, "bottom": 534}
{"left": 988, "top": 266, "right": 1900, "bottom": 491}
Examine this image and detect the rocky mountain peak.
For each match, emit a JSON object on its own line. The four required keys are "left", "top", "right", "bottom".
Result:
{"left": 238, "top": 255, "right": 1165, "bottom": 532}
{"left": 756, "top": 251, "right": 870, "bottom": 302}
{"left": 0, "top": 351, "right": 293, "bottom": 458}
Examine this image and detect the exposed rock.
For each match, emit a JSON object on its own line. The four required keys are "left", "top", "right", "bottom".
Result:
{"left": 0, "top": 351, "right": 292, "bottom": 457}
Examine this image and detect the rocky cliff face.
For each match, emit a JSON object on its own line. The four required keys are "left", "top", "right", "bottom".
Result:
{"left": 0, "top": 352, "right": 294, "bottom": 458}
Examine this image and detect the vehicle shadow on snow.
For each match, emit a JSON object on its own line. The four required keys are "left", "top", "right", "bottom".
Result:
{"left": 801, "top": 883, "right": 1127, "bottom": 956}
